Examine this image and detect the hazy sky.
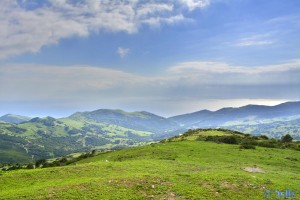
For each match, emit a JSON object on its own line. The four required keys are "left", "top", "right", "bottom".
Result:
{"left": 0, "top": 0, "right": 300, "bottom": 117}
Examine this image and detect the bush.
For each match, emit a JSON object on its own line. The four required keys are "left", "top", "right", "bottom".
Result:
{"left": 59, "top": 157, "right": 68, "bottom": 163}
{"left": 241, "top": 138, "right": 258, "bottom": 146}
{"left": 35, "top": 159, "right": 46, "bottom": 168}
{"left": 239, "top": 143, "right": 256, "bottom": 149}
{"left": 281, "top": 134, "right": 293, "bottom": 143}
{"left": 205, "top": 136, "right": 218, "bottom": 142}
{"left": 258, "top": 141, "right": 276, "bottom": 148}
{"left": 260, "top": 135, "right": 269, "bottom": 140}
{"left": 26, "top": 163, "right": 35, "bottom": 169}
{"left": 219, "top": 136, "right": 239, "bottom": 144}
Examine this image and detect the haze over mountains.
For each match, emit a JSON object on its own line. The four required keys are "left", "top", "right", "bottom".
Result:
{"left": 1, "top": 101, "right": 300, "bottom": 130}
{"left": 1, "top": 101, "right": 300, "bottom": 163}
{"left": 0, "top": 114, "right": 31, "bottom": 124}
{"left": 170, "top": 101, "right": 300, "bottom": 127}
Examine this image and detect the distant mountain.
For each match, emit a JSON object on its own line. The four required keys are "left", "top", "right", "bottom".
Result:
{"left": 169, "top": 101, "right": 300, "bottom": 128}
{"left": 68, "top": 109, "right": 179, "bottom": 133}
{"left": 224, "top": 118, "right": 300, "bottom": 140}
{"left": 0, "top": 114, "right": 31, "bottom": 124}
{"left": 1, "top": 101, "right": 300, "bottom": 163}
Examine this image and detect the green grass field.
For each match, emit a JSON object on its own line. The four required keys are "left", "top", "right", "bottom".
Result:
{"left": 1, "top": 130, "right": 299, "bottom": 199}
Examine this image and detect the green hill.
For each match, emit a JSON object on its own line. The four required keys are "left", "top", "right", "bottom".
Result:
{"left": 1, "top": 129, "right": 299, "bottom": 199}
{"left": 1, "top": 102, "right": 300, "bottom": 164}
{"left": 0, "top": 114, "right": 31, "bottom": 124}
{"left": 0, "top": 116, "right": 153, "bottom": 163}
{"left": 224, "top": 118, "right": 300, "bottom": 140}
{"left": 68, "top": 109, "right": 179, "bottom": 133}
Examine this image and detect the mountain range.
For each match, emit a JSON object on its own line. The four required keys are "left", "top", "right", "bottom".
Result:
{"left": 0, "top": 101, "right": 300, "bottom": 163}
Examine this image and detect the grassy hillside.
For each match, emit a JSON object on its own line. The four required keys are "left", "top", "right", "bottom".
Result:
{"left": 224, "top": 118, "right": 300, "bottom": 140}
{"left": 1, "top": 129, "right": 299, "bottom": 199}
{"left": 1, "top": 102, "right": 300, "bottom": 164}
{"left": 68, "top": 109, "right": 179, "bottom": 133}
{"left": 0, "top": 116, "right": 153, "bottom": 163}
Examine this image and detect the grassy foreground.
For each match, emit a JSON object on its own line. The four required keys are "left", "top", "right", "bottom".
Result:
{"left": 1, "top": 130, "right": 299, "bottom": 199}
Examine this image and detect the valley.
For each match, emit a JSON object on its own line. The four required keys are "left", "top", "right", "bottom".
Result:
{"left": 0, "top": 101, "right": 300, "bottom": 163}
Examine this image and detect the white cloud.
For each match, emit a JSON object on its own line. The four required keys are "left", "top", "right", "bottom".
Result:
{"left": 234, "top": 34, "right": 274, "bottom": 47}
{"left": 1, "top": 60, "right": 299, "bottom": 101}
{"left": 167, "top": 60, "right": 300, "bottom": 74}
{"left": 0, "top": 0, "right": 209, "bottom": 59}
{"left": 137, "top": 3, "right": 174, "bottom": 18}
{"left": 1, "top": 60, "right": 299, "bottom": 116}
{"left": 179, "top": 0, "right": 211, "bottom": 11}
{"left": 235, "top": 39, "right": 273, "bottom": 47}
{"left": 117, "top": 47, "right": 130, "bottom": 58}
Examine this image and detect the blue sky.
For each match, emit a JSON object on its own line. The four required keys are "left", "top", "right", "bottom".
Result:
{"left": 0, "top": 0, "right": 300, "bottom": 117}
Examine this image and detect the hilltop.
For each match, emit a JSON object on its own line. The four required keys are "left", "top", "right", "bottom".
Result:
{"left": 1, "top": 129, "right": 299, "bottom": 199}
{"left": 68, "top": 109, "right": 178, "bottom": 133}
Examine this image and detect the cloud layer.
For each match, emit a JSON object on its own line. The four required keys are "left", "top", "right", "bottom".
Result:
{"left": 1, "top": 60, "right": 299, "bottom": 116}
{"left": 0, "top": 0, "right": 210, "bottom": 59}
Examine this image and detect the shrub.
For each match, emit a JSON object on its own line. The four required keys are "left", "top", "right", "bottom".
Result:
{"left": 240, "top": 139, "right": 256, "bottom": 149}
{"left": 239, "top": 143, "right": 256, "bottom": 149}
{"left": 59, "top": 157, "right": 68, "bottom": 163}
{"left": 281, "top": 134, "right": 293, "bottom": 143}
{"left": 241, "top": 138, "right": 258, "bottom": 146}
{"left": 258, "top": 141, "right": 276, "bottom": 148}
{"left": 26, "top": 163, "right": 35, "bottom": 169}
{"left": 260, "top": 135, "right": 269, "bottom": 140}
{"left": 35, "top": 159, "right": 46, "bottom": 168}
{"left": 219, "top": 136, "right": 239, "bottom": 144}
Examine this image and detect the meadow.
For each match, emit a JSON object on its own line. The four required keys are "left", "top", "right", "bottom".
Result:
{"left": 1, "top": 130, "right": 299, "bottom": 199}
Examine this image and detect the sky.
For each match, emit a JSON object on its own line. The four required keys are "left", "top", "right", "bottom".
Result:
{"left": 0, "top": 0, "right": 300, "bottom": 117}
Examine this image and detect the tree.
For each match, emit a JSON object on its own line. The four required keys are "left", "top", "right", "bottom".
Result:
{"left": 26, "top": 163, "right": 35, "bottom": 169}
{"left": 35, "top": 159, "right": 46, "bottom": 168}
{"left": 219, "top": 136, "right": 238, "bottom": 144}
{"left": 281, "top": 134, "right": 293, "bottom": 143}
{"left": 59, "top": 157, "right": 68, "bottom": 163}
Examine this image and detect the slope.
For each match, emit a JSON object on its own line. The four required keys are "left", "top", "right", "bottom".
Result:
{"left": 68, "top": 109, "right": 179, "bottom": 133}
{"left": 0, "top": 114, "right": 31, "bottom": 124}
{"left": 0, "top": 116, "right": 153, "bottom": 163}
{"left": 1, "top": 129, "right": 299, "bottom": 199}
{"left": 170, "top": 101, "right": 300, "bottom": 128}
{"left": 225, "top": 118, "right": 300, "bottom": 140}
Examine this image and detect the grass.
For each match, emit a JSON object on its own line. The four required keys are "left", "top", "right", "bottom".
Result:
{"left": 0, "top": 116, "right": 155, "bottom": 163}
{"left": 1, "top": 130, "right": 300, "bottom": 199}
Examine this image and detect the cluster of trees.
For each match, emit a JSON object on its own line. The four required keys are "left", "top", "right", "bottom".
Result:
{"left": 1, "top": 162, "right": 36, "bottom": 171}
{"left": 1, "top": 150, "right": 98, "bottom": 171}
{"left": 6, "top": 126, "right": 27, "bottom": 133}
{"left": 202, "top": 133, "right": 298, "bottom": 150}
{"left": 163, "top": 128, "right": 299, "bottom": 151}
{"left": 35, "top": 150, "right": 98, "bottom": 168}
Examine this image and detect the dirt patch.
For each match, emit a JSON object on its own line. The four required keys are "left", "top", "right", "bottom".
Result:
{"left": 168, "top": 192, "right": 176, "bottom": 200}
{"left": 221, "top": 181, "right": 238, "bottom": 190}
{"left": 242, "top": 166, "right": 265, "bottom": 173}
